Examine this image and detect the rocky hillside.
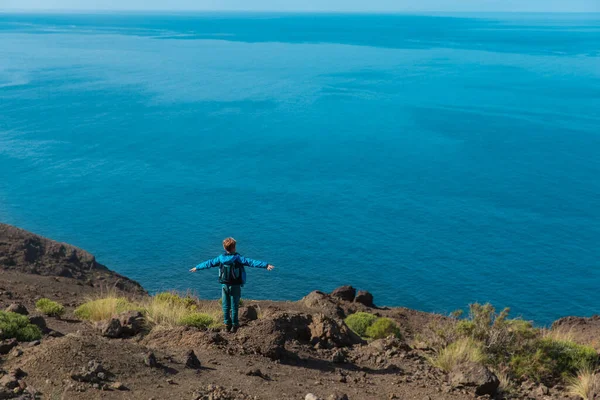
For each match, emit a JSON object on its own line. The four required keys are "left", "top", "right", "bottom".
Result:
{"left": 0, "top": 223, "right": 145, "bottom": 295}
{"left": 0, "top": 224, "right": 598, "bottom": 400}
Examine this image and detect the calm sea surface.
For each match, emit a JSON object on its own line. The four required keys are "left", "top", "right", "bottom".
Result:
{"left": 1, "top": 12, "right": 599, "bottom": 325}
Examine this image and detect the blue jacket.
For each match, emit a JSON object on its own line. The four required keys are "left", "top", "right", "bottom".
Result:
{"left": 195, "top": 253, "right": 269, "bottom": 284}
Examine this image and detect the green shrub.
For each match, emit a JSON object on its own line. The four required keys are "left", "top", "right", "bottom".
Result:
{"left": 366, "top": 318, "right": 402, "bottom": 339}
{"left": 510, "top": 338, "right": 598, "bottom": 383}
{"left": 452, "top": 303, "right": 537, "bottom": 366}
{"left": 35, "top": 298, "right": 65, "bottom": 317}
{"left": 178, "top": 313, "right": 214, "bottom": 329}
{"left": 74, "top": 297, "right": 140, "bottom": 321}
{"left": 344, "top": 312, "right": 378, "bottom": 337}
{"left": 0, "top": 311, "right": 42, "bottom": 341}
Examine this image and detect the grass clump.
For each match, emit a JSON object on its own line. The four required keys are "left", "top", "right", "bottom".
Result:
{"left": 35, "top": 298, "right": 65, "bottom": 318}
{"left": 155, "top": 292, "right": 197, "bottom": 309}
{"left": 0, "top": 311, "right": 42, "bottom": 341}
{"left": 74, "top": 297, "right": 140, "bottom": 322}
{"left": 510, "top": 338, "right": 598, "bottom": 383}
{"left": 344, "top": 312, "right": 378, "bottom": 337}
{"left": 145, "top": 295, "right": 194, "bottom": 328}
{"left": 567, "top": 366, "right": 598, "bottom": 400}
{"left": 492, "top": 368, "right": 516, "bottom": 395}
{"left": 365, "top": 317, "right": 402, "bottom": 340}
{"left": 145, "top": 292, "right": 221, "bottom": 329}
{"left": 430, "top": 337, "right": 485, "bottom": 372}
{"left": 178, "top": 313, "right": 214, "bottom": 329}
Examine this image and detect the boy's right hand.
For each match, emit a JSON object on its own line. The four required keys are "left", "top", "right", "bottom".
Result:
{"left": 189, "top": 267, "right": 197, "bottom": 272}
{"left": 267, "top": 264, "right": 275, "bottom": 271}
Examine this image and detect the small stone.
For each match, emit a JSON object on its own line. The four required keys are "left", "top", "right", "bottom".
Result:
{"left": 328, "top": 394, "right": 349, "bottom": 400}
{"left": 332, "top": 349, "right": 346, "bottom": 363}
{"left": 99, "top": 318, "right": 122, "bottom": 338}
{"left": 11, "top": 368, "right": 25, "bottom": 379}
{"left": 6, "top": 304, "right": 28, "bottom": 315}
{"left": 166, "top": 378, "right": 175, "bottom": 385}
{"left": 111, "top": 382, "right": 127, "bottom": 391}
{"left": 245, "top": 369, "right": 263, "bottom": 377}
{"left": 184, "top": 350, "right": 201, "bottom": 369}
{"left": 10, "top": 348, "right": 23, "bottom": 357}
{"left": 117, "top": 311, "right": 145, "bottom": 336}
{"left": 27, "top": 315, "right": 46, "bottom": 331}
{"left": 305, "top": 394, "right": 320, "bottom": 400}
{"left": 0, "top": 339, "right": 18, "bottom": 355}
{"left": 354, "top": 290, "right": 375, "bottom": 307}
{"left": 239, "top": 305, "right": 259, "bottom": 323}
{"left": 144, "top": 352, "right": 157, "bottom": 368}
{"left": 0, "top": 374, "right": 18, "bottom": 389}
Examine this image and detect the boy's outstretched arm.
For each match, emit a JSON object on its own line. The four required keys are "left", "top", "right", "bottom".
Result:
{"left": 238, "top": 255, "right": 275, "bottom": 271}
{"left": 189, "top": 256, "right": 222, "bottom": 272}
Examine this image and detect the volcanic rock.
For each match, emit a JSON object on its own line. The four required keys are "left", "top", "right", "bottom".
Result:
{"left": 354, "top": 290, "right": 374, "bottom": 307}
{"left": 330, "top": 286, "right": 356, "bottom": 302}
{"left": 449, "top": 362, "right": 499, "bottom": 396}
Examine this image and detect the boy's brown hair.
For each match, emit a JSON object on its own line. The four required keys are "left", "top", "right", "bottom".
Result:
{"left": 223, "top": 237, "right": 237, "bottom": 253}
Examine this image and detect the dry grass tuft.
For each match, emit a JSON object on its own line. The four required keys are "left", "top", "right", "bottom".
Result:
{"left": 74, "top": 295, "right": 140, "bottom": 322}
{"left": 567, "top": 366, "right": 599, "bottom": 400}
{"left": 491, "top": 368, "right": 515, "bottom": 394}
{"left": 429, "top": 337, "right": 485, "bottom": 372}
{"left": 75, "top": 291, "right": 227, "bottom": 329}
{"left": 543, "top": 327, "right": 576, "bottom": 343}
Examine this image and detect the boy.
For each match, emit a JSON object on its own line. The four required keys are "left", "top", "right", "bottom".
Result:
{"left": 189, "top": 237, "right": 274, "bottom": 333}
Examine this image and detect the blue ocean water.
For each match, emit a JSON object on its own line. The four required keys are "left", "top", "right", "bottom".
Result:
{"left": 1, "top": 13, "right": 599, "bottom": 325}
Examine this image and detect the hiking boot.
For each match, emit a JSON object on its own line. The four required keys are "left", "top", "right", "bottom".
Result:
{"left": 225, "top": 325, "right": 232, "bottom": 333}
{"left": 231, "top": 325, "right": 239, "bottom": 333}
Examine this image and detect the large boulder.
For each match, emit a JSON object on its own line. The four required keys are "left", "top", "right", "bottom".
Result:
{"left": 238, "top": 312, "right": 312, "bottom": 360}
{"left": 330, "top": 286, "right": 356, "bottom": 302}
{"left": 449, "top": 362, "right": 499, "bottom": 396}
{"left": 301, "top": 291, "right": 345, "bottom": 318}
{"left": 354, "top": 290, "right": 374, "bottom": 307}
{"left": 308, "top": 314, "right": 364, "bottom": 348}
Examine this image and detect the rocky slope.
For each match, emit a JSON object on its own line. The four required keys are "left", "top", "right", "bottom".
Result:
{"left": 0, "top": 223, "right": 145, "bottom": 295}
{"left": 0, "top": 223, "right": 597, "bottom": 400}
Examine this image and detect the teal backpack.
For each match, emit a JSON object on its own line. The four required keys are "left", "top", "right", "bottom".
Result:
{"left": 219, "top": 259, "right": 245, "bottom": 285}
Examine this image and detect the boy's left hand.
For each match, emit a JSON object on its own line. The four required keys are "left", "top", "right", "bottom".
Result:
{"left": 267, "top": 264, "right": 275, "bottom": 271}
{"left": 189, "top": 267, "right": 197, "bottom": 272}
